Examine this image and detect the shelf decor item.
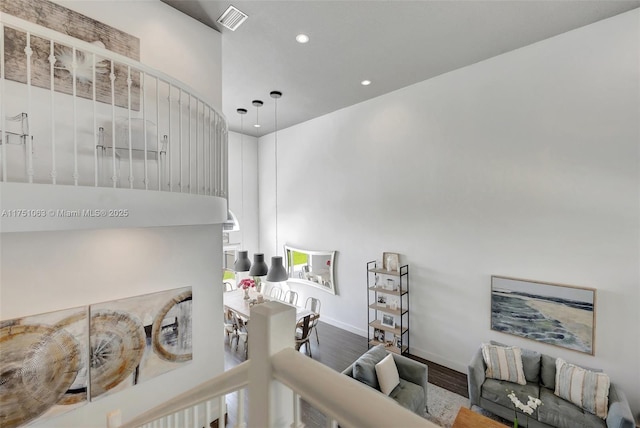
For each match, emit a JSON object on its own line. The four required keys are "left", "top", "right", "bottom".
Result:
{"left": 383, "top": 252, "right": 399, "bottom": 272}
{"left": 381, "top": 314, "right": 395, "bottom": 328}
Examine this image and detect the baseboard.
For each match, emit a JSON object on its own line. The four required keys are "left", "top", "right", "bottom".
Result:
{"left": 319, "top": 315, "right": 368, "bottom": 337}
{"left": 409, "top": 345, "right": 467, "bottom": 374}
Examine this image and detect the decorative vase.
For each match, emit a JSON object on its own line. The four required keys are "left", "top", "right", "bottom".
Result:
{"left": 244, "top": 289, "right": 250, "bottom": 300}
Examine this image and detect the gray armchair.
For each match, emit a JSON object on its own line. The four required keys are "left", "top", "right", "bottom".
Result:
{"left": 342, "top": 345, "right": 428, "bottom": 416}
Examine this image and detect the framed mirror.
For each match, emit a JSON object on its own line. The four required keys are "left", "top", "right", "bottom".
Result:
{"left": 284, "top": 244, "right": 336, "bottom": 295}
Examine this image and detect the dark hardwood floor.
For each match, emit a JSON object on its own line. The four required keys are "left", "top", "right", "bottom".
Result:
{"left": 222, "top": 320, "right": 468, "bottom": 427}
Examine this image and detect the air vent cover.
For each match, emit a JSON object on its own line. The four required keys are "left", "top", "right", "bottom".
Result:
{"left": 217, "top": 5, "right": 248, "bottom": 31}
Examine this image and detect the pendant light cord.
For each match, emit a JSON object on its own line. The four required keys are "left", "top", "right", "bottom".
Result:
{"left": 240, "top": 114, "right": 245, "bottom": 247}
{"left": 274, "top": 96, "right": 279, "bottom": 257}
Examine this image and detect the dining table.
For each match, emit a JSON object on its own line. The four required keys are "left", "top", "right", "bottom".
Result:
{"left": 223, "top": 289, "right": 316, "bottom": 321}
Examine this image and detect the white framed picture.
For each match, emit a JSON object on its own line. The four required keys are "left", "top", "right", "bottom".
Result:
{"left": 381, "top": 314, "right": 395, "bottom": 328}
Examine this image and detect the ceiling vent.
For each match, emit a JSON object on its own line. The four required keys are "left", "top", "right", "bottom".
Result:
{"left": 217, "top": 5, "right": 248, "bottom": 31}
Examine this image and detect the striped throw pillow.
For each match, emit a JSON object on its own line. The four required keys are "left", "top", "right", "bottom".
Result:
{"left": 481, "top": 343, "right": 526, "bottom": 385}
{"left": 554, "top": 358, "right": 610, "bottom": 419}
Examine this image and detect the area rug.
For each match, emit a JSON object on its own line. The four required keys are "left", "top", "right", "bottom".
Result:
{"left": 424, "top": 384, "right": 509, "bottom": 427}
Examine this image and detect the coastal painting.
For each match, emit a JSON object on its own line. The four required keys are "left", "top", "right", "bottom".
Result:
{"left": 491, "top": 276, "right": 595, "bottom": 354}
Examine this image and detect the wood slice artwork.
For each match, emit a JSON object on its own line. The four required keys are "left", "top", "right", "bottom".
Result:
{"left": 151, "top": 289, "right": 193, "bottom": 362}
{"left": 89, "top": 310, "right": 146, "bottom": 399}
{"left": 0, "top": 323, "right": 81, "bottom": 428}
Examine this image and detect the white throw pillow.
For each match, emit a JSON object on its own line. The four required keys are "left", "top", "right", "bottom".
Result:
{"left": 375, "top": 353, "right": 400, "bottom": 396}
{"left": 481, "top": 343, "right": 527, "bottom": 385}
{"left": 554, "top": 358, "right": 610, "bottom": 419}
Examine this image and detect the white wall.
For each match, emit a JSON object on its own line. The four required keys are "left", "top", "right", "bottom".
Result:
{"left": 227, "top": 131, "right": 259, "bottom": 255}
{"left": 0, "top": 225, "right": 223, "bottom": 427}
{"left": 258, "top": 9, "right": 640, "bottom": 415}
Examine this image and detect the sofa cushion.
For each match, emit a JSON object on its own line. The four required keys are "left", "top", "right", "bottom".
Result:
{"left": 555, "top": 358, "right": 610, "bottom": 419}
{"left": 389, "top": 378, "right": 425, "bottom": 414}
{"left": 541, "top": 354, "right": 603, "bottom": 391}
{"left": 375, "top": 353, "right": 400, "bottom": 396}
{"left": 490, "top": 340, "right": 541, "bottom": 383}
{"left": 481, "top": 378, "right": 540, "bottom": 410}
{"left": 538, "top": 387, "right": 606, "bottom": 428}
{"left": 541, "top": 354, "right": 557, "bottom": 390}
{"left": 481, "top": 343, "right": 526, "bottom": 385}
{"left": 353, "top": 345, "right": 388, "bottom": 390}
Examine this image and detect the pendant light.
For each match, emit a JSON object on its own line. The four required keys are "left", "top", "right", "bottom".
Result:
{"left": 233, "top": 108, "right": 251, "bottom": 273}
{"left": 252, "top": 100, "right": 263, "bottom": 132}
{"left": 249, "top": 253, "right": 269, "bottom": 276}
{"left": 266, "top": 90, "right": 288, "bottom": 282}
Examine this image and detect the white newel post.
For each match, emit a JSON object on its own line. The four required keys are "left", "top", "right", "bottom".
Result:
{"left": 248, "top": 301, "right": 295, "bottom": 428}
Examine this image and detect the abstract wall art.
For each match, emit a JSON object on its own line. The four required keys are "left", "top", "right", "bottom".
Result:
{"left": 0, "top": 307, "right": 89, "bottom": 428}
{"left": 491, "top": 276, "right": 595, "bottom": 354}
{"left": 89, "top": 286, "right": 193, "bottom": 400}
{"left": 0, "top": 286, "right": 192, "bottom": 427}
{"left": 0, "top": 0, "right": 141, "bottom": 109}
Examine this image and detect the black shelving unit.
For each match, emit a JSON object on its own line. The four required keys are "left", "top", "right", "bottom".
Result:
{"left": 366, "top": 260, "right": 409, "bottom": 355}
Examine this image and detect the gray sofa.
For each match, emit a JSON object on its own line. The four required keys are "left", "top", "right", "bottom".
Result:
{"left": 468, "top": 344, "right": 634, "bottom": 428}
{"left": 342, "top": 345, "right": 428, "bottom": 416}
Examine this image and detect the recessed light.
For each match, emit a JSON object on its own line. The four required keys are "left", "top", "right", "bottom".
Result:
{"left": 253, "top": 124, "right": 261, "bottom": 128}
{"left": 296, "top": 34, "right": 310, "bottom": 44}
{"left": 361, "top": 80, "right": 372, "bottom": 86}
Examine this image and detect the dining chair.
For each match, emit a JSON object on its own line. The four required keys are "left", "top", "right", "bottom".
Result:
{"left": 269, "top": 287, "right": 282, "bottom": 301}
{"left": 295, "top": 314, "right": 316, "bottom": 357}
{"left": 282, "top": 290, "right": 299, "bottom": 306}
{"left": 224, "top": 309, "right": 237, "bottom": 344}
{"left": 305, "top": 297, "right": 322, "bottom": 344}
{"left": 231, "top": 311, "right": 248, "bottom": 358}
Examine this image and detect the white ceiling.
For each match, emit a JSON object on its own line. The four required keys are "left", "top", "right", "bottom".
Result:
{"left": 162, "top": 1, "right": 639, "bottom": 136}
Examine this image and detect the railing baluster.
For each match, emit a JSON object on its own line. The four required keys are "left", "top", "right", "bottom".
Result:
{"left": 49, "top": 40, "right": 57, "bottom": 184}
{"left": 195, "top": 99, "right": 199, "bottom": 194}
{"left": 71, "top": 45, "right": 78, "bottom": 185}
{"left": 92, "top": 51, "right": 97, "bottom": 186}
{"left": 168, "top": 84, "right": 173, "bottom": 191}
{"left": 25, "top": 32, "right": 33, "bottom": 183}
{"left": 205, "top": 399, "right": 212, "bottom": 427}
{"left": 178, "top": 89, "right": 183, "bottom": 192}
{"left": 237, "top": 388, "right": 246, "bottom": 428}
{"left": 142, "top": 71, "right": 148, "bottom": 190}
{"left": 156, "top": 77, "right": 160, "bottom": 190}
{"left": 110, "top": 60, "right": 117, "bottom": 188}
{"left": 218, "top": 395, "right": 226, "bottom": 427}
{"left": 127, "top": 65, "right": 133, "bottom": 188}
{"left": 0, "top": 22, "right": 5, "bottom": 182}
{"left": 188, "top": 94, "right": 192, "bottom": 193}
{"left": 293, "top": 392, "right": 301, "bottom": 428}
{"left": 209, "top": 113, "right": 213, "bottom": 196}
{"left": 202, "top": 108, "right": 211, "bottom": 195}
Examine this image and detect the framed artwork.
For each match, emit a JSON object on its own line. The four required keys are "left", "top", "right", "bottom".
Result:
{"left": 374, "top": 328, "right": 385, "bottom": 342}
{"left": 90, "top": 286, "right": 193, "bottom": 400}
{"left": 382, "top": 252, "right": 399, "bottom": 272}
{"left": 491, "top": 276, "right": 596, "bottom": 354}
{"left": 0, "top": 306, "right": 89, "bottom": 427}
{"left": 381, "top": 314, "right": 395, "bottom": 328}
{"left": 1, "top": 0, "right": 141, "bottom": 109}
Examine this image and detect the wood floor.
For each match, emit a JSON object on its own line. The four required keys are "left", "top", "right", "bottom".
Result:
{"left": 222, "top": 320, "right": 468, "bottom": 427}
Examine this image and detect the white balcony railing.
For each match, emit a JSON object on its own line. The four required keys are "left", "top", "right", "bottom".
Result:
{"left": 120, "top": 302, "right": 438, "bottom": 428}
{"left": 0, "top": 13, "right": 227, "bottom": 198}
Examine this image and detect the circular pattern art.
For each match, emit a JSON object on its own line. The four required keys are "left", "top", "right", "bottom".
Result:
{"left": 152, "top": 290, "right": 193, "bottom": 362}
{"left": 89, "top": 310, "right": 146, "bottom": 398}
{"left": 0, "top": 323, "right": 81, "bottom": 428}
